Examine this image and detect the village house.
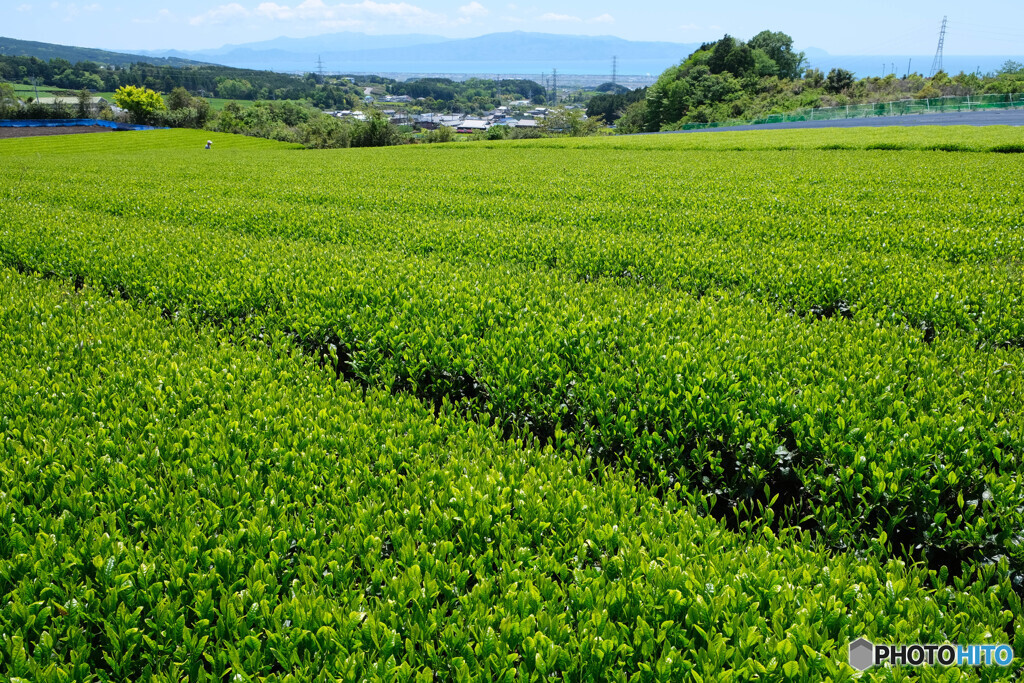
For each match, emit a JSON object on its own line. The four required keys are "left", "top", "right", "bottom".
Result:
{"left": 455, "top": 119, "right": 489, "bottom": 134}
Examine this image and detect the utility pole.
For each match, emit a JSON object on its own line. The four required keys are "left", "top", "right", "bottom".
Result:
{"left": 552, "top": 68, "right": 557, "bottom": 104}
{"left": 906, "top": 58, "right": 912, "bottom": 78}
{"left": 930, "top": 16, "right": 947, "bottom": 77}
{"left": 611, "top": 56, "right": 617, "bottom": 86}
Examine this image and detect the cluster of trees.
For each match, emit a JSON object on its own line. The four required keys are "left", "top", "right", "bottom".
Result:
{"left": 604, "top": 30, "right": 1024, "bottom": 133}
{"left": 987, "top": 59, "right": 1024, "bottom": 93}
{"left": 0, "top": 55, "right": 555, "bottom": 121}
{"left": 0, "top": 56, "right": 111, "bottom": 91}
{"left": 98, "top": 84, "right": 398, "bottom": 148}
{"left": 162, "top": 86, "right": 213, "bottom": 127}
{"left": 640, "top": 31, "right": 807, "bottom": 129}
{"left": 209, "top": 99, "right": 403, "bottom": 148}
{"left": 0, "top": 55, "right": 363, "bottom": 103}
{"left": 586, "top": 87, "right": 647, "bottom": 124}
{"left": 0, "top": 55, "right": 550, "bottom": 115}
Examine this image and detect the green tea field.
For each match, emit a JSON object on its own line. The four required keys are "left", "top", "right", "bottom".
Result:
{"left": 1, "top": 126, "right": 1023, "bottom": 681}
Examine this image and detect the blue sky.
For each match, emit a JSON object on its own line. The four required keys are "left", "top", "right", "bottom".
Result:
{"left": 7, "top": 0, "right": 1024, "bottom": 54}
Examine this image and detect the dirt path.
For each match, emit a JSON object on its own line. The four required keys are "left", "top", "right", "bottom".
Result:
{"left": 0, "top": 125, "right": 115, "bottom": 139}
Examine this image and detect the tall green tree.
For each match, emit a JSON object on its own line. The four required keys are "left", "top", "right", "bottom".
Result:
{"left": 824, "top": 68, "right": 855, "bottom": 94}
{"left": 748, "top": 31, "right": 805, "bottom": 79}
{"left": 0, "top": 81, "right": 18, "bottom": 115}
{"left": 541, "top": 107, "right": 603, "bottom": 136}
{"left": 113, "top": 85, "right": 165, "bottom": 124}
{"left": 350, "top": 109, "right": 402, "bottom": 147}
{"left": 76, "top": 88, "right": 92, "bottom": 118}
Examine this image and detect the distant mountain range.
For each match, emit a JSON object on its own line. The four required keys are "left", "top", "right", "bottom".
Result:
{"left": 0, "top": 36, "right": 211, "bottom": 68}
{"left": 163, "top": 33, "right": 451, "bottom": 57}
{"left": 129, "top": 32, "right": 702, "bottom": 76}
{"left": 128, "top": 32, "right": 1021, "bottom": 78}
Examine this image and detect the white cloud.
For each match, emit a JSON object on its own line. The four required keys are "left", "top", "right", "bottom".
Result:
{"left": 459, "top": 1, "right": 487, "bottom": 17}
{"left": 453, "top": 1, "right": 487, "bottom": 24}
{"left": 540, "top": 12, "right": 579, "bottom": 22}
{"left": 588, "top": 13, "right": 613, "bottom": 23}
{"left": 252, "top": 0, "right": 442, "bottom": 22}
{"left": 506, "top": 2, "right": 516, "bottom": 8}
{"left": 191, "top": 0, "right": 462, "bottom": 28}
{"left": 17, "top": 3, "right": 33, "bottom": 10}
{"left": 189, "top": 2, "right": 250, "bottom": 25}
{"left": 256, "top": 0, "right": 314, "bottom": 20}
{"left": 53, "top": 2, "right": 101, "bottom": 21}
{"left": 133, "top": 8, "right": 174, "bottom": 24}
{"left": 678, "top": 23, "right": 699, "bottom": 30}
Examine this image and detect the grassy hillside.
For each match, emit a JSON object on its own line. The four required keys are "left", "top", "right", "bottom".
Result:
{"left": 0, "top": 127, "right": 1021, "bottom": 680}
{"left": 0, "top": 35, "right": 211, "bottom": 67}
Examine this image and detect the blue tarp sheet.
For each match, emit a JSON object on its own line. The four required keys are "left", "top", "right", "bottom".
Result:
{"left": 0, "top": 119, "right": 165, "bottom": 131}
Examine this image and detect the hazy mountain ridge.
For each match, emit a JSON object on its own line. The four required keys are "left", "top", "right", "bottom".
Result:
{"left": 127, "top": 32, "right": 702, "bottom": 73}
{"left": 0, "top": 36, "right": 211, "bottom": 68}
{"left": 135, "top": 32, "right": 451, "bottom": 58}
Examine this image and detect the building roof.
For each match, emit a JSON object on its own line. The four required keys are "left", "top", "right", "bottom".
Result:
{"left": 417, "top": 113, "right": 462, "bottom": 124}
{"left": 30, "top": 96, "right": 108, "bottom": 105}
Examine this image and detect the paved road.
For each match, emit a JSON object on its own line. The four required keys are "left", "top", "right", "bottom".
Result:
{"left": 661, "top": 108, "right": 1024, "bottom": 134}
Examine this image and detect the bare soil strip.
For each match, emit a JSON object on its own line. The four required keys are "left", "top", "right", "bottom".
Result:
{"left": 0, "top": 125, "right": 116, "bottom": 139}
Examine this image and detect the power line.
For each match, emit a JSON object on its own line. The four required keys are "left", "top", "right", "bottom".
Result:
{"left": 848, "top": 26, "right": 938, "bottom": 57}
{"left": 946, "top": 19, "right": 1024, "bottom": 36}
{"left": 943, "top": 25, "right": 1024, "bottom": 46}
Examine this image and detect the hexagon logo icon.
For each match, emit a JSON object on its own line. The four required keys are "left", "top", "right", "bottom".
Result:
{"left": 849, "top": 638, "right": 875, "bottom": 671}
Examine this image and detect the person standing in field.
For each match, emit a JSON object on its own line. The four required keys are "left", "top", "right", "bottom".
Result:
{"left": 205, "top": 140, "right": 212, "bottom": 149}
